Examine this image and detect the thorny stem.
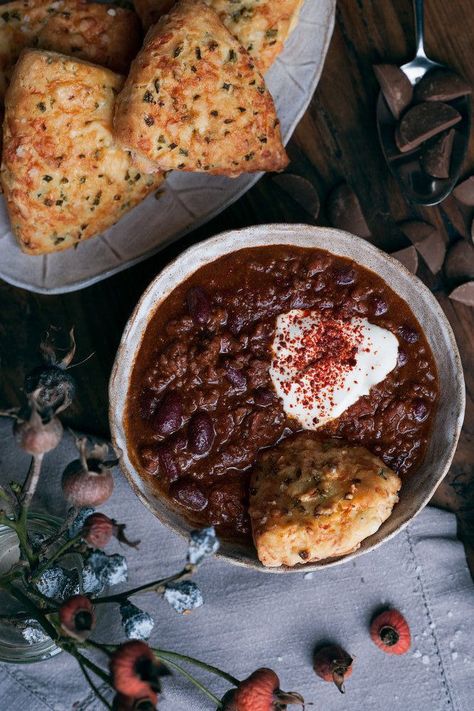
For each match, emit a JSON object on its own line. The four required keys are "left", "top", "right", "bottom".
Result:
{"left": 93, "top": 565, "right": 196, "bottom": 605}
{"left": 37, "top": 506, "right": 78, "bottom": 558}
{"left": 20, "top": 454, "right": 44, "bottom": 509}
{"left": 1, "top": 581, "right": 59, "bottom": 641}
{"left": 0, "top": 514, "right": 35, "bottom": 566}
{"left": 155, "top": 655, "right": 223, "bottom": 708}
{"left": 77, "top": 658, "right": 113, "bottom": 710}
{"left": 73, "top": 650, "right": 113, "bottom": 687}
{"left": 153, "top": 649, "right": 240, "bottom": 687}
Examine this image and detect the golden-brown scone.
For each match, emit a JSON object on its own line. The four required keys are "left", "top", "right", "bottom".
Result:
{"left": 36, "top": 2, "right": 143, "bottom": 75}
{"left": 1, "top": 50, "right": 162, "bottom": 255}
{"left": 0, "top": 0, "right": 142, "bottom": 104}
{"left": 134, "top": 0, "right": 304, "bottom": 74}
{"left": 114, "top": 0, "right": 288, "bottom": 177}
{"left": 249, "top": 432, "right": 401, "bottom": 568}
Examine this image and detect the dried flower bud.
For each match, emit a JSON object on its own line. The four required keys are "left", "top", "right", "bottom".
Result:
{"left": 24, "top": 327, "right": 77, "bottom": 417}
{"left": 83, "top": 513, "right": 114, "bottom": 547}
{"left": 370, "top": 609, "right": 411, "bottom": 655}
{"left": 313, "top": 644, "right": 353, "bottom": 693}
{"left": 25, "top": 365, "right": 76, "bottom": 418}
{"left": 82, "top": 513, "right": 139, "bottom": 549}
{"left": 222, "top": 668, "right": 305, "bottom": 710}
{"left": 110, "top": 641, "right": 167, "bottom": 698}
{"left": 61, "top": 439, "right": 118, "bottom": 507}
{"left": 14, "top": 404, "right": 63, "bottom": 455}
{"left": 59, "top": 595, "right": 96, "bottom": 641}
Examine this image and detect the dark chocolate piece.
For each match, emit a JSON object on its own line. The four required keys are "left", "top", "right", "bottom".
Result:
{"left": 396, "top": 102, "right": 461, "bottom": 153}
{"left": 420, "top": 129, "right": 455, "bottom": 179}
{"left": 326, "top": 183, "right": 371, "bottom": 238}
{"left": 453, "top": 175, "right": 474, "bottom": 206}
{"left": 399, "top": 220, "right": 446, "bottom": 273}
{"left": 449, "top": 281, "right": 474, "bottom": 306}
{"left": 391, "top": 246, "right": 419, "bottom": 273}
{"left": 445, "top": 240, "right": 474, "bottom": 284}
{"left": 374, "top": 64, "right": 413, "bottom": 120}
{"left": 414, "top": 68, "right": 472, "bottom": 102}
{"left": 273, "top": 174, "right": 320, "bottom": 219}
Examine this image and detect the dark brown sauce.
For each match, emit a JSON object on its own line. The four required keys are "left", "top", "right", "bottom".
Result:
{"left": 126, "top": 245, "right": 439, "bottom": 541}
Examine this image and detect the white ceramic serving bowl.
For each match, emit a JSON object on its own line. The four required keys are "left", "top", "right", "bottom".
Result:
{"left": 109, "top": 224, "right": 465, "bottom": 573}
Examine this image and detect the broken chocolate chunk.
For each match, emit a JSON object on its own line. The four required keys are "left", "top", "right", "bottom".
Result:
{"left": 449, "top": 281, "right": 474, "bottom": 306}
{"left": 414, "top": 68, "right": 472, "bottom": 102}
{"left": 420, "top": 129, "right": 455, "bottom": 179}
{"left": 396, "top": 102, "right": 461, "bottom": 153}
{"left": 326, "top": 183, "right": 371, "bottom": 238}
{"left": 399, "top": 220, "right": 446, "bottom": 273}
{"left": 453, "top": 175, "right": 474, "bottom": 205}
{"left": 445, "top": 240, "right": 474, "bottom": 284}
{"left": 374, "top": 64, "right": 414, "bottom": 120}
{"left": 391, "top": 246, "right": 419, "bottom": 274}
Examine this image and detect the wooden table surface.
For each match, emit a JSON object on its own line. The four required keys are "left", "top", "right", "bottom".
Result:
{"left": 0, "top": 0, "right": 473, "bottom": 572}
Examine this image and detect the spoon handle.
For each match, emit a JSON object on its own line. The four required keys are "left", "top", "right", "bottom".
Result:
{"left": 413, "top": 0, "right": 427, "bottom": 58}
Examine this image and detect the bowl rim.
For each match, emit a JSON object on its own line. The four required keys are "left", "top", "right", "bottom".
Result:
{"left": 109, "top": 223, "right": 465, "bottom": 573}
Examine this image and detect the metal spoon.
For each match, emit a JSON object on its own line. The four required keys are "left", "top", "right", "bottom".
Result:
{"left": 376, "top": 0, "right": 471, "bottom": 206}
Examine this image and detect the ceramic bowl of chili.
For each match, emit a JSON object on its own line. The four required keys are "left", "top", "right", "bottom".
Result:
{"left": 109, "top": 224, "right": 465, "bottom": 572}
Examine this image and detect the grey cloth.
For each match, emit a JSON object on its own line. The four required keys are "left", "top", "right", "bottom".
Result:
{"left": 0, "top": 418, "right": 473, "bottom": 710}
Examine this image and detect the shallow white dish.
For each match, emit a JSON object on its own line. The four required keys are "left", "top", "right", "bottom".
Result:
{"left": 109, "top": 223, "right": 466, "bottom": 573}
{"left": 0, "top": 0, "right": 335, "bottom": 294}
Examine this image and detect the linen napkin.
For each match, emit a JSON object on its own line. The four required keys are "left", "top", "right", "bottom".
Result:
{"left": 0, "top": 418, "right": 472, "bottom": 711}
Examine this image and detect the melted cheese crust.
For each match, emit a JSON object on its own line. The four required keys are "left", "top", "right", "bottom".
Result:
{"left": 1, "top": 49, "right": 162, "bottom": 254}
{"left": 115, "top": 0, "right": 288, "bottom": 177}
{"left": 134, "top": 0, "right": 304, "bottom": 74}
{"left": 249, "top": 432, "right": 401, "bottom": 568}
{"left": 0, "top": 0, "right": 141, "bottom": 103}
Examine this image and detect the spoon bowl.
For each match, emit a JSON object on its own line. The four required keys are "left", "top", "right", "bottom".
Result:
{"left": 376, "top": 0, "right": 471, "bottom": 206}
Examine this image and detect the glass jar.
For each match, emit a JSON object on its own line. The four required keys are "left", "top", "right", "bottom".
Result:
{"left": 0, "top": 513, "right": 63, "bottom": 663}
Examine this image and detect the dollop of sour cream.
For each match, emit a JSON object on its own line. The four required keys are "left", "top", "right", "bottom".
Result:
{"left": 270, "top": 309, "right": 399, "bottom": 429}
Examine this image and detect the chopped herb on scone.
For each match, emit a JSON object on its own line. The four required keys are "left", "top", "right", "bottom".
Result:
{"left": 134, "top": 0, "right": 304, "bottom": 74}
{"left": 0, "top": 0, "right": 142, "bottom": 105}
{"left": 249, "top": 432, "right": 401, "bottom": 567}
{"left": 1, "top": 49, "right": 162, "bottom": 255}
{"left": 115, "top": 0, "right": 288, "bottom": 177}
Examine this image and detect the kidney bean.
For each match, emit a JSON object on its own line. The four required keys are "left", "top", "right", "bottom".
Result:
{"left": 254, "top": 388, "right": 274, "bottom": 407}
{"left": 225, "top": 364, "right": 247, "bottom": 389}
{"left": 188, "top": 411, "right": 215, "bottom": 455}
{"left": 154, "top": 391, "right": 182, "bottom": 437}
{"left": 186, "top": 286, "right": 211, "bottom": 326}
{"left": 372, "top": 297, "right": 388, "bottom": 316}
{"left": 335, "top": 267, "right": 357, "bottom": 285}
{"left": 397, "top": 349, "right": 408, "bottom": 367}
{"left": 398, "top": 324, "right": 419, "bottom": 343}
{"left": 157, "top": 443, "right": 180, "bottom": 482}
{"left": 138, "top": 445, "right": 160, "bottom": 475}
{"left": 412, "top": 399, "right": 429, "bottom": 422}
{"left": 169, "top": 480, "right": 208, "bottom": 511}
{"left": 307, "top": 254, "right": 330, "bottom": 275}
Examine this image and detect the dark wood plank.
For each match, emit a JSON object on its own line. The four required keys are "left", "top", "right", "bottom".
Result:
{"left": 0, "top": 0, "right": 473, "bottom": 571}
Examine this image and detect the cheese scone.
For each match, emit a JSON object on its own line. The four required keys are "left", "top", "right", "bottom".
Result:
{"left": 249, "top": 432, "right": 401, "bottom": 568}
{"left": 1, "top": 50, "right": 162, "bottom": 255}
{"left": 134, "top": 0, "right": 304, "bottom": 74}
{"left": 114, "top": 0, "right": 288, "bottom": 177}
{"left": 0, "top": 0, "right": 141, "bottom": 103}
